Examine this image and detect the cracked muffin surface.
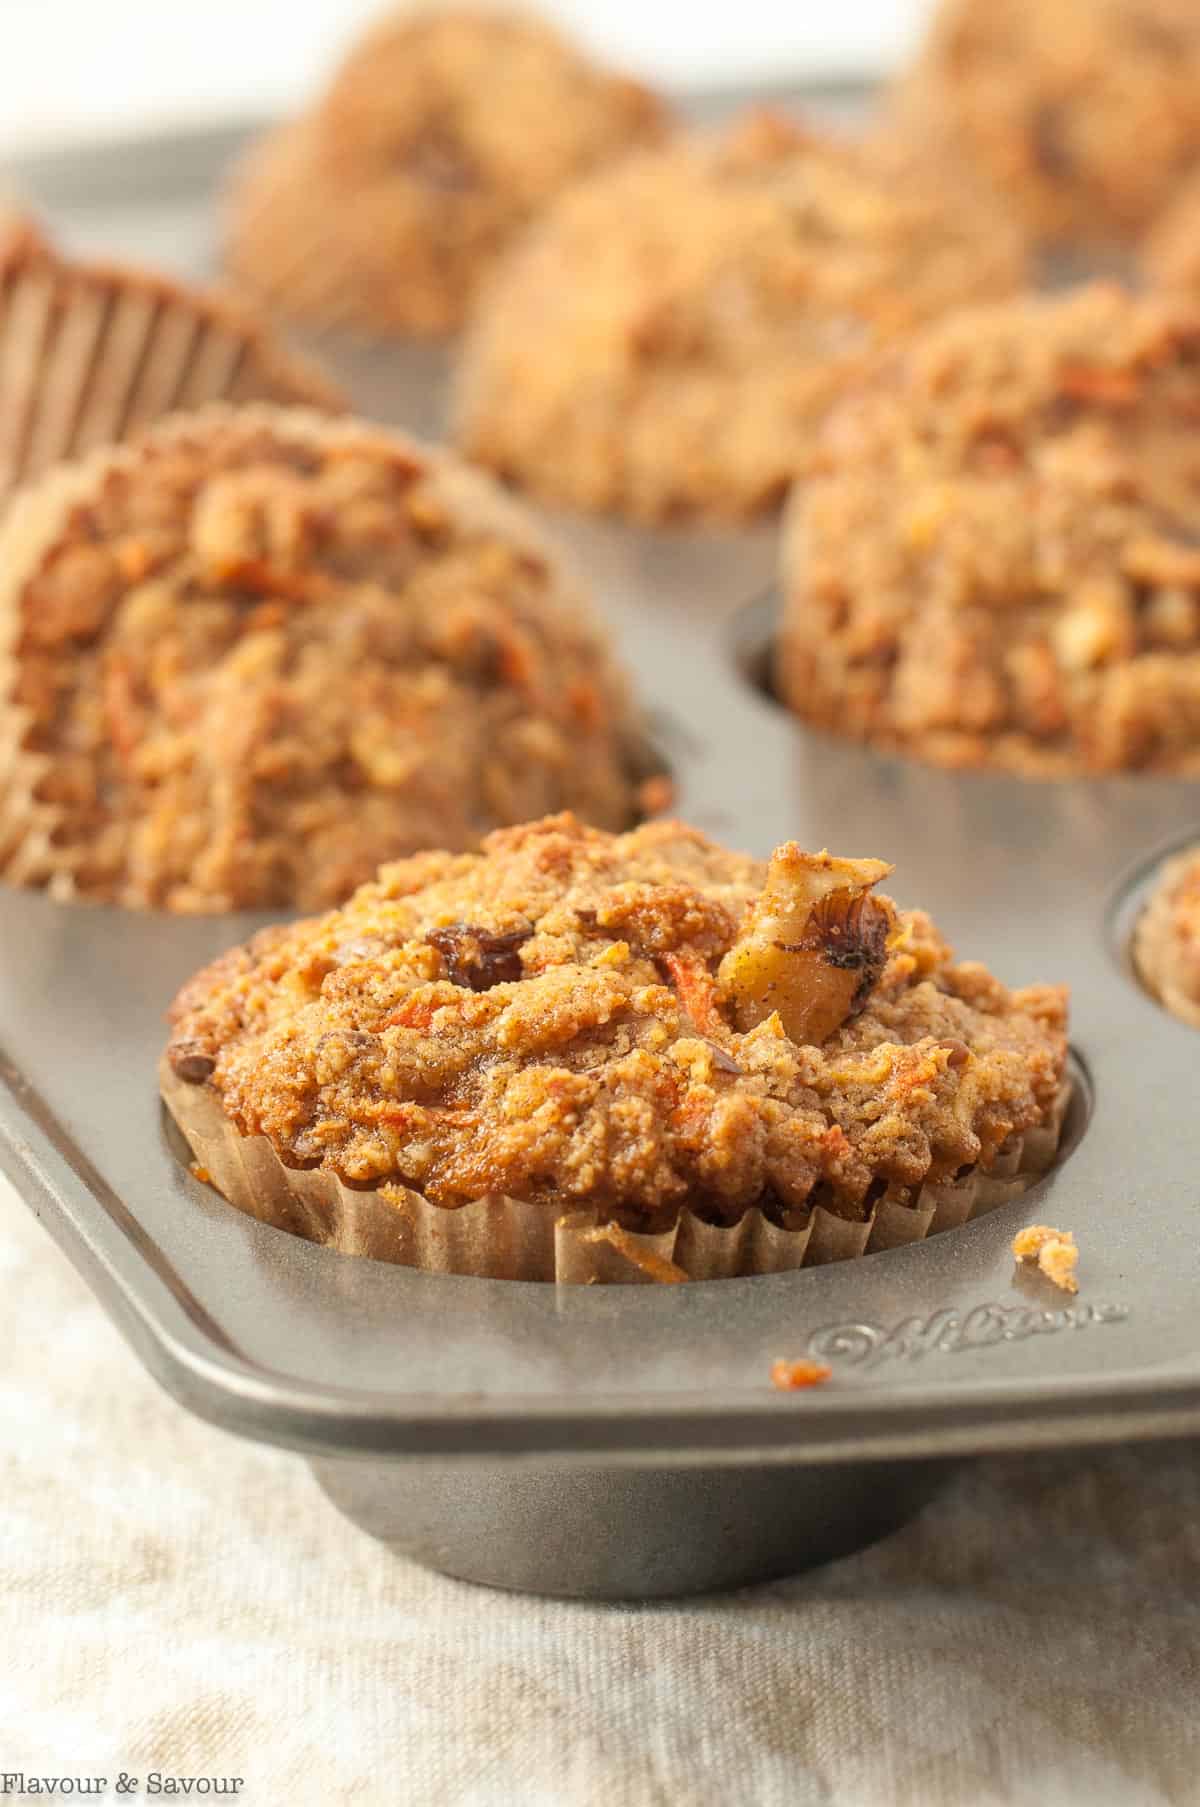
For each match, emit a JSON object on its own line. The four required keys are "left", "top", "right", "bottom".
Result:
{"left": 1134, "top": 846, "right": 1200, "bottom": 1028}
{"left": 890, "top": 0, "right": 1200, "bottom": 248}
{"left": 454, "top": 111, "right": 1026, "bottom": 524}
{"left": 0, "top": 409, "right": 638, "bottom": 912}
{"left": 225, "top": 6, "right": 669, "bottom": 338}
{"left": 166, "top": 814, "right": 1068, "bottom": 1230}
{"left": 778, "top": 285, "right": 1200, "bottom": 775}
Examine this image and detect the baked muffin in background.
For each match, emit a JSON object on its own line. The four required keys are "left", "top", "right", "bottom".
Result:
{"left": 889, "top": 0, "right": 1200, "bottom": 251}
{"left": 225, "top": 5, "right": 670, "bottom": 339}
{"left": 1144, "top": 171, "right": 1200, "bottom": 297}
{"left": 454, "top": 111, "right": 1028, "bottom": 525}
{"left": 0, "top": 220, "right": 343, "bottom": 504}
{"left": 162, "top": 814, "right": 1069, "bottom": 1282}
{"left": 0, "top": 407, "right": 641, "bottom": 914}
{"left": 1135, "top": 847, "right": 1200, "bottom": 1028}
{"left": 778, "top": 284, "right": 1200, "bottom": 776}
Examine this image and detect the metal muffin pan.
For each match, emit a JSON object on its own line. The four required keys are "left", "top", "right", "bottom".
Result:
{"left": 2, "top": 110, "right": 1200, "bottom": 1601}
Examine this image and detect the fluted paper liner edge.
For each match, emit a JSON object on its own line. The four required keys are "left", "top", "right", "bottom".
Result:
{"left": 0, "top": 241, "right": 345, "bottom": 503}
{"left": 0, "top": 400, "right": 625, "bottom": 901}
{"left": 161, "top": 1057, "right": 1072, "bottom": 1285}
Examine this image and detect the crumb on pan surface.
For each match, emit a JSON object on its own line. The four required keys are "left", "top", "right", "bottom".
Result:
{"left": 770, "top": 1359, "right": 832, "bottom": 1391}
{"left": 889, "top": 0, "right": 1200, "bottom": 247}
{"left": 224, "top": 6, "right": 669, "bottom": 338}
{"left": 1133, "top": 845, "right": 1200, "bottom": 1028}
{"left": 454, "top": 110, "right": 1026, "bottom": 524}
{"left": 778, "top": 284, "right": 1200, "bottom": 775}
{"left": 0, "top": 408, "right": 638, "bottom": 913}
{"left": 165, "top": 814, "right": 1068, "bottom": 1232}
{"left": 1012, "top": 1222, "right": 1078, "bottom": 1294}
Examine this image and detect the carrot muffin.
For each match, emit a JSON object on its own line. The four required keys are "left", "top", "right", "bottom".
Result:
{"left": 778, "top": 284, "right": 1200, "bottom": 775}
{"left": 453, "top": 111, "right": 1028, "bottom": 524}
{"left": 1134, "top": 846, "right": 1200, "bottom": 1027}
{"left": 225, "top": 6, "right": 669, "bottom": 338}
{"left": 0, "top": 408, "right": 640, "bottom": 913}
{"left": 1144, "top": 171, "right": 1200, "bottom": 296}
{"left": 0, "top": 226, "right": 342, "bottom": 503}
{"left": 162, "top": 815, "right": 1069, "bottom": 1280}
{"left": 890, "top": 0, "right": 1200, "bottom": 249}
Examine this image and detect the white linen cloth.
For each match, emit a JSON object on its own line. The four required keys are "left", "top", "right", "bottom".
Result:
{"left": 2, "top": 1172, "right": 1198, "bottom": 1807}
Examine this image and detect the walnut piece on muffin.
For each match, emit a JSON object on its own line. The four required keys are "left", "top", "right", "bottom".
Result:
{"left": 165, "top": 814, "right": 1068, "bottom": 1239}
{"left": 454, "top": 110, "right": 1027, "bottom": 524}
{"left": 888, "top": 0, "right": 1200, "bottom": 249}
{"left": 0, "top": 408, "right": 640, "bottom": 913}
{"left": 778, "top": 284, "right": 1200, "bottom": 775}
{"left": 224, "top": 6, "right": 670, "bottom": 339}
{"left": 1134, "top": 846, "right": 1200, "bottom": 1028}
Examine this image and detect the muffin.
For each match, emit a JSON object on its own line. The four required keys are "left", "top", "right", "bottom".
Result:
{"left": 1134, "top": 846, "right": 1200, "bottom": 1027}
{"left": 778, "top": 284, "right": 1200, "bottom": 775}
{"left": 225, "top": 6, "right": 670, "bottom": 338}
{"left": 162, "top": 814, "right": 1070, "bottom": 1283}
{"left": 454, "top": 111, "right": 1028, "bottom": 524}
{"left": 890, "top": 0, "right": 1200, "bottom": 250}
{"left": 0, "top": 407, "right": 641, "bottom": 913}
{"left": 0, "top": 224, "right": 342, "bottom": 504}
{"left": 1144, "top": 171, "right": 1200, "bottom": 295}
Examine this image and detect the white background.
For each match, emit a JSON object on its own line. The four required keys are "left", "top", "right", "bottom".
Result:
{"left": 0, "top": 0, "right": 930, "bottom": 153}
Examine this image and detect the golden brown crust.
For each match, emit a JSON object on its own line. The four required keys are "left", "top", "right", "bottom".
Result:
{"left": 454, "top": 111, "right": 1027, "bottom": 524}
{"left": 0, "top": 409, "right": 639, "bottom": 912}
{"left": 165, "top": 814, "right": 1068, "bottom": 1230}
{"left": 225, "top": 6, "right": 670, "bottom": 338}
{"left": 1145, "top": 170, "right": 1200, "bottom": 295}
{"left": 778, "top": 284, "right": 1200, "bottom": 775}
{"left": 1134, "top": 846, "right": 1200, "bottom": 1027}
{"left": 891, "top": 0, "right": 1200, "bottom": 247}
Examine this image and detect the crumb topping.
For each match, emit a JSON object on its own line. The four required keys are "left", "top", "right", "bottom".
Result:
{"left": 779, "top": 285, "right": 1200, "bottom": 774}
{"left": 455, "top": 111, "right": 1026, "bottom": 522}
{"left": 2, "top": 412, "right": 637, "bottom": 911}
{"left": 166, "top": 814, "right": 1068, "bottom": 1229}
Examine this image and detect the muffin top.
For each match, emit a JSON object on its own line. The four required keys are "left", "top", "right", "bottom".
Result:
{"left": 225, "top": 6, "right": 669, "bottom": 337}
{"left": 891, "top": 0, "right": 1200, "bottom": 246}
{"left": 166, "top": 814, "right": 1067, "bottom": 1228}
{"left": 454, "top": 111, "right": 1027, "bottom": 523}
{"left": 0, "top": 409, "right": 638, "bottom": 913}
{"left": 779, "top": 284, "right": 1200, "bottom": 774}
{"left": 1135, "top": 847, "right": 1200, "bottom": 1028}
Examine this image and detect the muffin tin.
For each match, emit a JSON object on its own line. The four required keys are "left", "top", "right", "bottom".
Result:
{"left": 2, "top": 106, "right": 1200, "bottom": 1601}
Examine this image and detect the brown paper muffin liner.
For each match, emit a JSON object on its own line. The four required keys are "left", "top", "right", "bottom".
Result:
{"left": 160, "top": 1057, "right": 1072, "bottom": 1285}
{"left": 0, "top": 400, "right": 622, "bottom": 902}
{"left": 0, "top": 235, "right": 344, "bottom": 503}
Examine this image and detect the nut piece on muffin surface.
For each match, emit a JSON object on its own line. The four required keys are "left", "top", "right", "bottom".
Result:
{"left": 889, "top": 0, "right": 1200, "bottom": 249}
{"left": 225, "top": 6, "right": 670, "bottom": 338}
{"left": 454, "top": 110, "right": 1027, "bottom": 524}
{"left": 778, "top": 284, "right": 1200, "bottom": 775}
{"left": 1134, "top": 846, "right": 1200, "bottom": 1028}
{"left": 164, "top": 814, "right": 1068, "bottom": 1265}
{"left": 0, "top": 407, "right": 640, "bottom": 913}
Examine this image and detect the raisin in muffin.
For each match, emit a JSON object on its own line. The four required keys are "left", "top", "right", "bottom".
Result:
{"left": 889, "top": 0, "right": 1200, "bottom": 250}
{"left": 0, "top": 229, "right": 342, "bottom": 505}
{"left": 162, "top": 814, "right": 1069, "bottom": 1281}
{"left": 225, "top": 6, "right": 669, "bottom": 338}
{"left": 778, "top": 285, "right": 1200, "bottom": 775}
{"left": 1134, "top": 846, "right": 1200, "bottom": 1027}
{"left": 0, "top": 408, "right": 640, "bottom": 913}
{"left": 454, "top": 111, "right": 1027, "bottom": 524}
